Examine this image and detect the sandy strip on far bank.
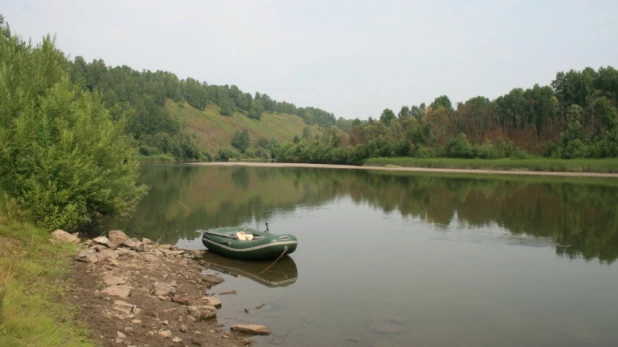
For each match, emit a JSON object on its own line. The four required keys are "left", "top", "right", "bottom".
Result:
{"left": 189, "top": 162, "right": 618, "bottom": 178}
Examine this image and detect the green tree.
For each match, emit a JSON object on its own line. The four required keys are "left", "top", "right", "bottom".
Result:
{"left": 248, "top": 100, "right": 264, "bottom": 120}
{"left": 0, "top": 19, "right": 147, "bottom": 231}
{"left": 380, "top": 108, "right": 396, "bottom": 125}
{"left": 398, "top": 106, "right": 411, "bottom": 119}
{"left": 430, "top": 95, "right": 453, "bottom": 111}
{"left": 220, "top": 98, "right": 234, "bottom": 116}
{"left": 302, "top": 126, "right": 312, "bottom": 139}
{"left": 559, "top": 104, "right": 587, "bottom": 158}
{"left": 231, "top": 129, "right": 250, "bottom": 153}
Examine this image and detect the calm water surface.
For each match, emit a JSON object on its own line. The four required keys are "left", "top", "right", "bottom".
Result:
{"left": 103, "top": 164, "right": 618, "bottom": 347}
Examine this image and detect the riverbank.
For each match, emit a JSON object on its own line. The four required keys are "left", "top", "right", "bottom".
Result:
{"left": 365, "top": 157, "right": 618, "bottom": 174}
{"left": 0, "top": 223, "right": 267, "bottom": 346}
{"left": 190, "top": 161, "right": 618, "bottom": 178}
{"left": 0, "top": 220, "right": 92, "bottom": 346}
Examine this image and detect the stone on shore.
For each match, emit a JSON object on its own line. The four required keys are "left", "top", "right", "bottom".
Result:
{"left": 158, "top": 329, "right": 172, "bottom": 338}
{"left": 112, "top": 300, "right": 135, "bottom": 314}
{"left": 152, "top": 281, "right": 175, "bottom": 297}
{"left": 102, "top": 285, "right": 133, "bottom": 298}
{"left": 75, "top": 249, "right": 99, "bottom": 263}
{"left": 202, "top": 275, "right": 225, "bottom": 286}
{"left": 230, "top": 324, "right": 271, "bottom": 335}
{"left": 103, "top": 274, "right": 127, "bottom": 286}
{"left": 187, "top": 305, "right": 217, "bottom": 321}
{"left": 108, "top": 230, "right": 129, "bottom": 244}
{"left": 200, "top": 296, "right": 222, "bottom": 308}
{"left": 99, "top": 248, "right": 119, "bottom": 260}
{"left": 52, "top": 229, "right": 80, "bottom": 244}
{"left": 121, "top": 238, "right": 147, "bottom": 252}
{"left": 92, "top": 236, "right": 111, "bottom": 247}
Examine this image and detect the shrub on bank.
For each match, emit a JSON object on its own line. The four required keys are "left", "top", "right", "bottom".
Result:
{"left": 0, "top": 18, "right": 146, "bottom": 231}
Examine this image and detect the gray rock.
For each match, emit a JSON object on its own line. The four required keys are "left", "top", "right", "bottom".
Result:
{"left": 187, "top": 305, "right": 217, "bottom": 321}
{"left": 158, "top": 329, "right": 172, "bottom": 338}
{"left": 230, "top": 324, "right": 271, "bottom": 335}
{"left": 143, "top": 254, "right": 158, "bottom": 263}
{"left": 76, "top": 249, "right": 99, "bottom": 263}
{"left": 108, "top": 230, "right": 129, "bottom": 244}
{"left": 103, "top": 274, "right": 127, "bottom": 286}
{"left": 99, "top": 248, "right": 119, "bottom": 260}
{"left": 163, "top": 250, "right": 185, "bottom": 257}
{"left": 121, "top": 238, "right": 142, "bottom": 251}
{"left": 101, "top": 285, "right": 132, "bottom": 298}
{"left": 202, "top": 275, "right": 225, "bottom": 286}
{"left": 184, "top": 250, "right": 205, "bottom": 259}
{"left": 200, "top": 296, "right": 222, "bottom": 308}
{"left": 116, "top": 248, "right": 134, "bottom": 256}
{"left": 92, "top": 236, "right": 111, "bottom": 247}
{"left": 217, "top": 289, "right": 236, "bottom": 295}
{"left": 51, "top": 229, "right": 80, "bottom": 244}
{"left": 135, "top": 242, "right": 147, "bottom": 252}
{"left": 171, "top": 296, "right": 192, "bottom": 305}
{"left": 119, "top": 238, "right": 146, "bottom": 252}
{"left": 152, "top": 282, "right": 175, "bottom": 297}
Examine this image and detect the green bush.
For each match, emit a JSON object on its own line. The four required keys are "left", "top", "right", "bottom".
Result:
{"left": 476, "top": 140, "right": 501, "bottom": 159}
{"left": 510, "top": 148, "right": 529, "bottom": 159}
{"left": 445, "top": 133, "right": 475, "bottom": 158}
{"left": 414, "top": 146, "right": 437, "bottom": 158}
{"left": 0, "top": 20, "right": 147, "bottom": 231}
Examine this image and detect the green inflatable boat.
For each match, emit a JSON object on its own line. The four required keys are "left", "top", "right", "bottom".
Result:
{"left": 199, "top": 224, "right": 298, "bottom": 260}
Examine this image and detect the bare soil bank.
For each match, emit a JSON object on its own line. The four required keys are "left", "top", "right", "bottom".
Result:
{"left": 190, "top": 162, "right": 618, "bottom": 178}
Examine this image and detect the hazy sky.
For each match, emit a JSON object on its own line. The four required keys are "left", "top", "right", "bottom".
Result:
{"left": 2, "top": 0, "right": 617, "bottom": 119}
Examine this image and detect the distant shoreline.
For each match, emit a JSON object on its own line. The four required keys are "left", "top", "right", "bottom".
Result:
{"left": 189, "top": 162, "right": 618, "bottom": 178}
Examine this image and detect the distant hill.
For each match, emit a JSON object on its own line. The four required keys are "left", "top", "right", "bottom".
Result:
{"left": 166, "top": 100, "right": 324, "bottom": 155}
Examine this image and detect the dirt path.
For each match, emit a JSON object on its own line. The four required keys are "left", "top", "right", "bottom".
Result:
{"left": 190, "top": 162, "right": 618, "bottom": 178}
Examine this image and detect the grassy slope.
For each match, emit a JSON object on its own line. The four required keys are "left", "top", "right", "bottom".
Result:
{"left": 167, "top": 100, "right": 324, "bottom": 155}
{"left": 0, "top": 217, "right": 93, "bottom": 346}
{"left": 364, "top": 157, "right": 618, "bottom": 173}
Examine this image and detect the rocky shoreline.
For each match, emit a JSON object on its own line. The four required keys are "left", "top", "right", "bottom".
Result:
{"left": 52, "top": 229, "right": 271, "bottom": 346}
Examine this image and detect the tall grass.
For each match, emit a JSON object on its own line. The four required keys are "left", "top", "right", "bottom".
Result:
{"left": 364, "top": 157, "right": 618, "bottom": 173}
{"left": 0, "top": 220, "right": 93, "bottom": 346}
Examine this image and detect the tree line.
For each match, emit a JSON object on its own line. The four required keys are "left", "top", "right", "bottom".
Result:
{"left": 68, "top": 58, "right": 336, "bottom": 159}
{"left": 278, "top": 66, "right": 618, "bottom": 164}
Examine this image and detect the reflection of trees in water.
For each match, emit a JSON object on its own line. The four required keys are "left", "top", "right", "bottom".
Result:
{"left": 103, "top": 165, "right": 618, "bottom": 264}
{"left": 231, "top": 167, "right": 250, "bottom": 189}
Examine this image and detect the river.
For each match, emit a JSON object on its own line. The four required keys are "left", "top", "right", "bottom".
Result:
{"left": 102, "top": 164, "right": 618, "bottom": 346}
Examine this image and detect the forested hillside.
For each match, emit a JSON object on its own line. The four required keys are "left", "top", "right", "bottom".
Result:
{"left": 67, "top": 58, "right": 336, "bottom": 160}
{"left": 279, "top": 66, "right": 618, "bottom": 164}
{"left": 166, "top": 101, "right": 324, "bottom": 159}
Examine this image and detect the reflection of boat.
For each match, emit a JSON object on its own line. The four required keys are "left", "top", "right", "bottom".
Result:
{"left": 202, "top": 251, "right": 298, "bottom": 288}
{"left": 198, "top": 225, "right": 298, "bottom": 260}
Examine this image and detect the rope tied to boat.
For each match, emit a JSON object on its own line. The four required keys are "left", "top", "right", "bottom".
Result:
{"left": 256, "top": 247, "right": 288, "bottom": 274}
